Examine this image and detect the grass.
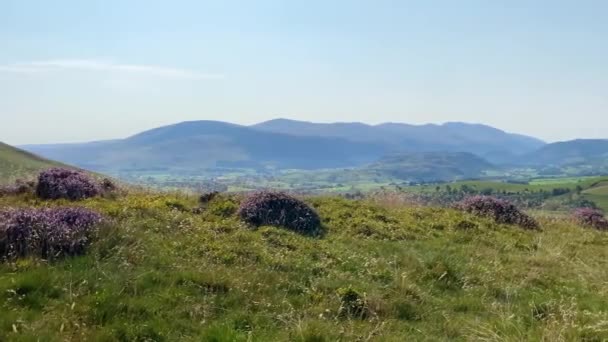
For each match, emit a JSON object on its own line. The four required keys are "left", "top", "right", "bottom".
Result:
{"left": 0, "top": 142, "right": 64, "bottom": 184}
{"left": 2, "top": 191, "right": 608, "bottom": 340}
{"left": 419, "top": 176, "right": 608, "bottom": 193}
{"left": 583, "top": 194, "right": 608, "bottom": 212}
{"left": 581, "top": 181, "right": 608, "bottom": 211}
{"left": 584, "top": 185, "right": 608, "bottom": 196}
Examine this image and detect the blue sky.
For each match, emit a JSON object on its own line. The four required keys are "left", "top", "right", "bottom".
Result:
{"left": 1, "top": 0, "right": 606, "bottom": 144}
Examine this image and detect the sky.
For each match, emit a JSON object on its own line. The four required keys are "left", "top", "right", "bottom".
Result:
{"left": 0, "top": 0, "right": 606, "bottom": 145}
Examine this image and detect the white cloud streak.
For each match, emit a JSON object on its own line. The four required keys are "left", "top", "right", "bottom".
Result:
{"left": 0, "top": 59, "right": 223, "bottom": 80}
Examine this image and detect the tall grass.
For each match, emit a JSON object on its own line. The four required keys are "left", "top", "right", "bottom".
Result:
{"left": 0, "top": 191, "right": 607, "bottom": 340}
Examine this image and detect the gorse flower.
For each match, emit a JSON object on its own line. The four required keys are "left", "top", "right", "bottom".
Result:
{"left": 0, "top": 207, "right": 103, "bottom": 260}
{"left": 36, "top": 168, "right": 99, "bottom": 200}
{"left": 456, "top": 195, "right": 539, "bottom": 229}
{"left": 238, "top": 191, "right": 321, "bottom": 235}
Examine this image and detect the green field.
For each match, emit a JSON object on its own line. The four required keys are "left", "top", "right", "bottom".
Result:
{"left": 413, "top": 176, "right": 608, "bottom": 193}
{"left": 582, "top": 181, "right": 608, "bottom": 211}
{"left": 583, "top": 183, "right": 608, "bottom": 195}
{"left": 2, "top": 190, "right": 608, "bottom": 340}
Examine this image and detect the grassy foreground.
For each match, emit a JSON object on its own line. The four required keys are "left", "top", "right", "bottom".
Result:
{"left": 1, "top": 192, "right": 608, "bottom": 341}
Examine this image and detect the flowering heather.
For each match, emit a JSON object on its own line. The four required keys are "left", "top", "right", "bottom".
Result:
{"left": 0, "top": 207, "right": 103, "bottom": 260}
{"left": 36, "top": 168, "right": 99, "bottom": 200}
{"left": 573, "top": 208, "right": 608, "bottom": 230}
{"left": 456, "top": 195, "right": 539, "bottom": 229}
{"left": 238, "top": 191, "right": 321, "bottom": 235}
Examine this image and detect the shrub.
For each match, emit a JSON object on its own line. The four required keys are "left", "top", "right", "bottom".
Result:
{"left": 237, "top": 191, "right": 321, "bottom": 235}
{"left": 100, "top": 178, "right": 117, "bottom": 192}
{"left": 199, "top": 191, "right": 219, "bottom": 204}
{"left": 0, "top": 207, "right": 103, "bottom": 260}
{"left": 573, "top": 208, "right": 608, "bottom": 230}
{"left": 337, "top": 287, "right": 368, "bottom": 319}
{"left": 456, "top": 196, "right": 539, "bottom": 229}
{"left": 208, "top": 198, "right": 238, "bottom": 217}
{"left": 0, "top": 179, "right": 36, "bottom": 196}
{"left": 36, "top": 168, "right": 99, "bottom": 200}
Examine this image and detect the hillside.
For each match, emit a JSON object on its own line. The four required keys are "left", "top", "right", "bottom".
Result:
{"left": 582, "top": 180, "right": 608, "bottom": 211}
{"left": 521, "top": 139, "right": 608, "bottom": 166}
{"left": 0, "top": 142, "right": 64, "bottom": 183}
{"left": 1, "top": 191, "right": 608, "bottom": 340}
{"left": 21, "top": 119, "right": 545, "bottom": 173}
{"left": 367, "top": 151, "right": 494, "bottom": 182}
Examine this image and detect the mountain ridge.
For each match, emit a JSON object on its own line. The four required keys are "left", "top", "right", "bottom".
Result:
{"left": 16, "top": 118, "right": 563, "bottom": 175}
{"left": 251, "top": 118, "right": 545, "bottom": 159}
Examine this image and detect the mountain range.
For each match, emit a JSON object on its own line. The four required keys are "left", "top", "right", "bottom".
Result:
{"left": 253, "top": 119, "right": 544, "bottom": 159}
{"left": 18, "top": 119, "right": 607, "bottom": 180}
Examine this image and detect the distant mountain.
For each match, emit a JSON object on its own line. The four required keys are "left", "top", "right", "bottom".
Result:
{"left": 252, "top": 119, "right": 545, "bottom": 159}
{"left": 367, "top": 151, "right": 494, "bottom": 182}
{"left": 0, "top": 142, "right": 64, "bottom": 183}
{"left": 20, "top": 119, "right": 547, "bottom": 174}
{"left": 521, "top": 139, "right": 608, "bottom": 166}
{"left": 22, "top": 121, "right": 390, "bottom": 172}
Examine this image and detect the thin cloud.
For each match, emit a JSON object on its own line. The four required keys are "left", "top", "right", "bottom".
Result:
{"left": 0, "top": 59, "right": 223, "bottom": 80}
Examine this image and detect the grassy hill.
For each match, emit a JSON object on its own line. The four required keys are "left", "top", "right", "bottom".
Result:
{"left": 582, "top": 180, "right": 608, "bottom": 211}
{"left": 0, "top": 142, "right": 63, "bottom": 184}
{"left": 1, "top": 191, "right": 608, "bottom": 340}
{"left": 521, "top": 139, "right": 608, "bottom": 166}
{"left": 367, "top": 152, "right": 494, "bottom": 182}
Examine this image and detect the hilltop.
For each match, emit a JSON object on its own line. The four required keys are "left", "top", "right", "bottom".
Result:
{"left": 0, "top": 142, "right": 65, "bottom": 184}
{"left": 1, "top": 188, "right": 608, "bottom": 340}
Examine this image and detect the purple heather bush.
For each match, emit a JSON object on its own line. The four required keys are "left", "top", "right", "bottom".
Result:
{"left": 573, "top": 208, "right": 608, "bottom": 230}
{"left": 238, "top": 191, "right": 322, "bottom": 235}
{"left": 456, "top": 195, "right": 539, "bottom": 229}
{"left": 0, "top": 207, "right": 103, "bottom": 260}
{"left": 36, "top": 168, "right": 100, "bottom": 201}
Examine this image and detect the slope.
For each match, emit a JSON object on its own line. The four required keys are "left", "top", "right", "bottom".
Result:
{"left": 521, "top": 139, "right": 608, "bottom": 166}
{"left": 0, "top": 142, "right": 64, "bottom": 183}
{"left": 367, "top": 151, "right": 494, "bottom": 182}
{"left": 1, "top": 192, "right": 608, "bottom": 340}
